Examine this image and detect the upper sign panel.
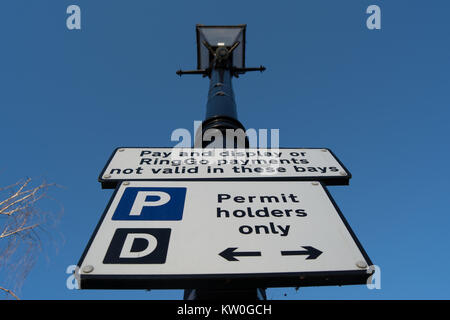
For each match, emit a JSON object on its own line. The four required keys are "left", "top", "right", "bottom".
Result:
{"left": 99, "top": 148, "right": 351, "bottom": 188}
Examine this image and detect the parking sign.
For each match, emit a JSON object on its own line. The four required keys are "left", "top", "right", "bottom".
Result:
{"left": 77, "top": 180, "right": 372, "bottom": 289}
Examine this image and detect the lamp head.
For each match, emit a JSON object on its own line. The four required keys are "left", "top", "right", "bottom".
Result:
{"left": 196, "top": 24, "right": 246, "bottom": 70}
{"left": 176, "top": 24, "right": 265, "bottom": 77}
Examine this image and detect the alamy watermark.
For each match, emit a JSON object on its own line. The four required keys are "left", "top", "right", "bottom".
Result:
{"left": 66, "top": 265, "right": 79, "bottom": 290}
{"left": 167, "top": 120, "right": 283, "bottom": 176}
{"left": 171, "top": 120, "right": 279, "bottom": 149}
{"left": 366, "top": 264, "right": 382, "bottom": 290}
{"left": 65, "top": 5, "right": 381, "bottom": 31}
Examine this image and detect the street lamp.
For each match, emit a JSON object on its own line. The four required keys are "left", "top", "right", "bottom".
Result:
{"left": 177, "top": 24, "right": 265, "bottom": 148}
{"left": 178, "top": 24, "right": 267, "bottom": 300}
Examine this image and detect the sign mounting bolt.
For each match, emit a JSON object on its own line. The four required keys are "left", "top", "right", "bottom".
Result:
{"left": 104, "top": 174, "right": 111, "bottom": 179}
{"left": 82, "top": 265, "right": 94, "bottom": 273}
{"left": 340, "top": 171, "right": 347, "bottom": 176}
{"left": 123, "top": 181, "right": 130, "bottom": 186}
{"left": 311, "top": 182, "right": 319, "bottom": 186}
{"left": 118, "top": 148, "right": 125, "bottom": 152}
{"left": 356, "top": 260, "right": 368, "bottom": 269}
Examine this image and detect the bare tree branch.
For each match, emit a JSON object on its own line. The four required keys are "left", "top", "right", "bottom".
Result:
{"left": 0, "top": 286, "right": 19, "bottom": 300}
{"left": 0, "top": 224, "right": 39, "bottom": 239}
{"left": 0, "top": 178, "right": 49, "bottom": 216}
{"left": 0, "top": 178, "right": 60, "bottom": 299}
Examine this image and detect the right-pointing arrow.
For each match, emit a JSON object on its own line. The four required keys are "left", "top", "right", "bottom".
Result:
{"left": 281, "top": 246, "right": 323, "bottom": 260}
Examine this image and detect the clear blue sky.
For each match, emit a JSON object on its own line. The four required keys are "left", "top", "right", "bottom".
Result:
{"left": 1, "top": 0, "right": 449, "bottom": 299}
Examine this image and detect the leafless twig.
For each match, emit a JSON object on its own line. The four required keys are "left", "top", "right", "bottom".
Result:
{"left": 0, "top": 286, "right": 19, "bottom": 300}
{"left": 0, "top": 178, "right": 59, "bottom": 299}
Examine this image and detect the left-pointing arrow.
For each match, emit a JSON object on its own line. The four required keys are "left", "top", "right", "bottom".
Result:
{"left": 219, "top": 247, "right": 262, "bottom": 261}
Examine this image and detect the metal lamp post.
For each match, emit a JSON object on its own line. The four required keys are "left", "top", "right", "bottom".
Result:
{"left": 177, "top": 24, "right": 266, "bottom": 300}
{"left": 177, "top": 24, "right": 265, "bottom": 148}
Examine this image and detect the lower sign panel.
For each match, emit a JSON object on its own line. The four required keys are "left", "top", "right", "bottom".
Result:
{"left": 77, "top": 181, "right": 373, "bottom": 289}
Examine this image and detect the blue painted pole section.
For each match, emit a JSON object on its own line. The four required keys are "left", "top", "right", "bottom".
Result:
{"left": 205, "top": 68, "right": 238, "bottom": 120}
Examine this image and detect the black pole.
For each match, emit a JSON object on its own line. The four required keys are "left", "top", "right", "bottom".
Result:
{"left": 194, "top": 67, "right": 248, "bottom": 149}
{"left": 178, "top": 26, "right": 266, "bottom": 300}
{"left": 185, "top": 65, "right": 265, "bottom": 301}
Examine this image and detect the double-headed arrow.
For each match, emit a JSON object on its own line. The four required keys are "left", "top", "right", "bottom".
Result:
{"left": 219, "top": 246, "right": 322, "bottom": 261}
{"left": 281, "top": 246, "right": 322, "bottom": 260}
{"left": 219, "top": 247, "right": 262, "bottom": 261}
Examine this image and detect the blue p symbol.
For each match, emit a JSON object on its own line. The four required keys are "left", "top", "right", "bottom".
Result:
{"left": 112, "top": 187, "right": 186, "bottom": 221}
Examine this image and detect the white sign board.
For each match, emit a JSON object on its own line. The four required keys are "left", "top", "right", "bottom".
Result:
{"left": 77, "top": 181, "right": 372, "bottom": 289}
{"left": 99, "top": 148, "right": 351, "bottom": 188}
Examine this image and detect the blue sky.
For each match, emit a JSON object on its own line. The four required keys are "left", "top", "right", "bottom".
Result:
{"left": 0, "top": 0, "right": 449, "bottom": 299}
